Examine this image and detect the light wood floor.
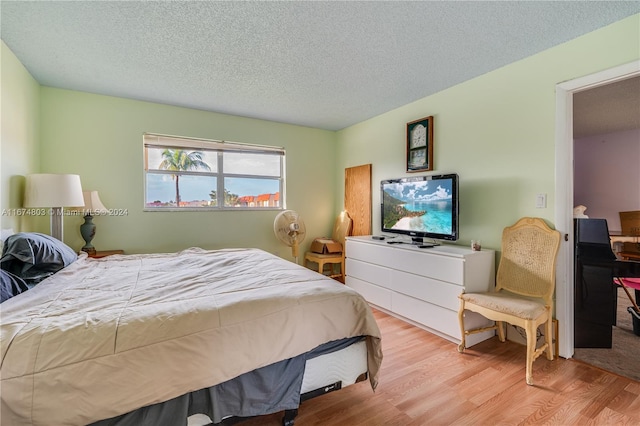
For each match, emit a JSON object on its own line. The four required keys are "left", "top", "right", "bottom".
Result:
{"left": 241, "top": 308, "right": 640, "bottom": 425}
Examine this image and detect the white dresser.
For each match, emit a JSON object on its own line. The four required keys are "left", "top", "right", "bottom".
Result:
{"left": 345, "top": 236, "right": 496, "bottom": 346}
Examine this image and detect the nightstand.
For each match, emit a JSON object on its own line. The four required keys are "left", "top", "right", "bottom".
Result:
{"left": 87, "top": 250, "right": 124, "bottom": 259}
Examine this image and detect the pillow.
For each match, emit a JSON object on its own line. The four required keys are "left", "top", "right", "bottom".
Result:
{"left": 0, "top": 232, "right": 77, "bottom": 285}
{"left": 0, "top": 269, "right": 29, "bottom": 302}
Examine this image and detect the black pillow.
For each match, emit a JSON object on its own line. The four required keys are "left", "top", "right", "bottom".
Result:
{"left": 0, "top": 232, "right": 77, "bottom": 286}
{"left": 0, "top": 269, "right": 29, "bottom": 302}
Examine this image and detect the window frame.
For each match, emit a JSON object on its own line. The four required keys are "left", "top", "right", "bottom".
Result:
{"left": 143, "top": 133, "right": 285, "bottom": 211}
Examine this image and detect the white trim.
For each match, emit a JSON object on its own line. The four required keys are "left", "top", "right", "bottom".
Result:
{"left": 555, "top": 60, "right": 640, "bottom": 359}
{"left": 143, "top": 132, "right": 285, "bottom": 154}
{"left": 554, "top": 85, "right": 573, "bottom": 359}
{"left": 557, "top": 61, "right": 640, "bottom": 92}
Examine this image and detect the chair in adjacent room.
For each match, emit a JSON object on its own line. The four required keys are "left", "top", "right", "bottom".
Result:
{"left": 304, "top": 211, "right": 353, "bottom": 282}
{"left": 619, "top": 211, "right": 640, "bottom": 261}
{"left": 457, "top": 217, "right": 561, "bottom": 385}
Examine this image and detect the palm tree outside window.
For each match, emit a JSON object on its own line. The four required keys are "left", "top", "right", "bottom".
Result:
{"left": 159, "top": 149, "right": 211, "bottom": 206}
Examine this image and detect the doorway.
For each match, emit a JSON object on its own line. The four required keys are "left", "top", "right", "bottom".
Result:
{"left": 554, "top": 60, "right": 640, "bottom": 360}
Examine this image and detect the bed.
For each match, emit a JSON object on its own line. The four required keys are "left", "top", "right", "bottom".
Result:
{"left": 0, "top": 233, "right": 382, "bottom": 426}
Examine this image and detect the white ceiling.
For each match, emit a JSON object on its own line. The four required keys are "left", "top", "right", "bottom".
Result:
{"left": 2, "top": 1, "right": 639, "bottom": 131}
{"left": 573, "top": 76, "right": 640, "bottom": 139}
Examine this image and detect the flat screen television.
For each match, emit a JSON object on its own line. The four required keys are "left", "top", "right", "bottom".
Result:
{"left": 381, "top": 173, "right": 459, "bottom": 243}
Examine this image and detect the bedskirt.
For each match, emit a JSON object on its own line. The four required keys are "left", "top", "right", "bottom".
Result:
{"left": 90, "top": 337, "right": 364, "bottom": 426}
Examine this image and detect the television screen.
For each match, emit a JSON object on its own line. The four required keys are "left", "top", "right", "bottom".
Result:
{"left": 381, "top": 173, "right": 459, "bottom": 242}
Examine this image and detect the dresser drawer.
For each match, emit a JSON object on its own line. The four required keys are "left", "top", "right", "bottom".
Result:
{"left": 392, "top": 269, "right": 462, "bottom": 311}
{"left": 345, "top": 276, "right": 392, "bottom": 310}
{"left": 347, "top": 240, "right": 464, "bottom": 285}
{"left": 346, "top": 258, "right": 392, "bottom": 288}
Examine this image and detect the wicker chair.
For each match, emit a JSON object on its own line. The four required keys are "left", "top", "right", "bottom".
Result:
{"left": 457, "top": 217, "right": 561, "bottom": 385}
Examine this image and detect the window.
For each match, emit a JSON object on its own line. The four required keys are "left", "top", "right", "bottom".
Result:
{"left": 144, "top": 133, "right": 284, "bottom": 210}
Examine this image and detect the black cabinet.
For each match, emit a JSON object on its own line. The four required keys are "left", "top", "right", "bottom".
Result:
{"left": 574, "top": 218, "right": 617, "bottom": 348}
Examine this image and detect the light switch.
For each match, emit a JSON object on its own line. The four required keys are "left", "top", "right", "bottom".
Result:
{"left": 536, "top": 193, "right": 547, "bottom": 208}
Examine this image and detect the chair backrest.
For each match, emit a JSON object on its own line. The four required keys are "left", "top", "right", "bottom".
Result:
{"left": 620, "top": 210, "right": 640, "bottom": 236}
{"left": 496, "top": 217, "right": 561, "bottom": 304}
{"left": 331, "top": 211, "right": 353, "bottom": 248}
{"left": 620, "top": 211, "right": 640, "bottom": 256}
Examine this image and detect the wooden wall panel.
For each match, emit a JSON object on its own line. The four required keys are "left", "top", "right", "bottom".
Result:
{"left": 345, "top": 164, "right": 372, "bottom": 236}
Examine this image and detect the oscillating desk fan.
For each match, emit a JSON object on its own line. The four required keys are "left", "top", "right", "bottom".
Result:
{"left": 273, "top": 210, "right": 306, "bottom": 263}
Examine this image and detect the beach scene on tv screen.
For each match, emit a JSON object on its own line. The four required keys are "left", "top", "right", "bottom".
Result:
{"left": 383, "top": 179, "right": 453, "bottom": 234}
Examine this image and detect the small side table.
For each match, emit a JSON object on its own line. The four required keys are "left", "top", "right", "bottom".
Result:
{"left": 87, "top": 250, "right": 124, "bottom": 259}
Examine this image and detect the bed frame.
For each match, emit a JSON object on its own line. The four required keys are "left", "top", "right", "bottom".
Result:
{"left": 190, "top": 338, "right": 369, "bottom": 426}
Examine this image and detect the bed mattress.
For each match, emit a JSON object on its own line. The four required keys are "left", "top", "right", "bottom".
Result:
{"left": 301, "top": 337, "right": 367, "bottom": 393}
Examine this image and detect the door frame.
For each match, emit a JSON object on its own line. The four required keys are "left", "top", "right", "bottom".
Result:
{"left": 554, "top": 60, "right": 640, "bottom": 359}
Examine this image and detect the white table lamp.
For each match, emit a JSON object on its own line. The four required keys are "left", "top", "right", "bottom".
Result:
{"left": 24, "top": 174, "right": 85, "bottom": 242}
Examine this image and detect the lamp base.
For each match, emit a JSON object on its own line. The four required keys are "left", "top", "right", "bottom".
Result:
{"left": 81, "top": 247, "right": 97, "bottom": 256}
{"left": 50, "top": 207, "right": 64, "bottom": 242}
{"left": 80, "top": 215, "right": 97, "bottom": 255}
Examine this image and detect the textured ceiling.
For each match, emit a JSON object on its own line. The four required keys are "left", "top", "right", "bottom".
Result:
{"left": 574, "top": 76, "right": 640, "bottom": 139}
{"left": 2, "top": 1, "right": 640, "bottom": 131}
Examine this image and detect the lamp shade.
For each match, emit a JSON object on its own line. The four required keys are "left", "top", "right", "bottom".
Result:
{"left": 24, "top": 174, "right": 85, "bottom": 208}
{"left": 80, "top": 191, "right": 108, "bottom": 215}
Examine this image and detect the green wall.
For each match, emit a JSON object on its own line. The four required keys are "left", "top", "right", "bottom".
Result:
{"left": 3, "top": 13, "right": 639, "bottom": 257}
{"left": 336, "top": 14, "right": 640, "bottom": 252}
{"left": 0, "top": 41, "right": 42, "bottom": 233}
{"left": 37, "top": 89, "right": 337, "bottom": 257}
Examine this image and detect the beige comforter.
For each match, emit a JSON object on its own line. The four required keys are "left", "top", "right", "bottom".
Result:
{"left": 1, "top": 248, "right": 382, "bottom": 426}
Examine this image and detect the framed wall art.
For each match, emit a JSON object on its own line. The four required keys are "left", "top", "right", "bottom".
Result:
{"left": 406, "top": 116, "right": 433, "bottom": 172}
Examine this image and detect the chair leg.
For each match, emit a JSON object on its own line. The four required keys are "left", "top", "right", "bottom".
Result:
{"left": 525, "top": 320, "right": 536, "bottom": 385}
{"left": 496, "top": 321, "right": 506, "bottom": 342}
{"left": 457, "top": 299, "right": 466, "bottom": 353}
{"left": 545, "top": 318, "right": 554, "bottom": 360}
